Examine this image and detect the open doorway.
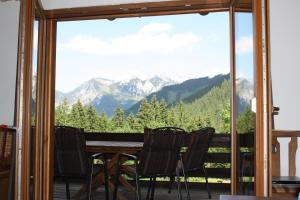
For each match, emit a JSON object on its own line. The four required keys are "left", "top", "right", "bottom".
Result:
{"left": 52, "top": 11, "right": 253, "bottom": 199}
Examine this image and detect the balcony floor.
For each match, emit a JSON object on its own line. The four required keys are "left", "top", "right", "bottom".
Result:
{"left": 53, "top": 181, "right": 229, "bottom": 200}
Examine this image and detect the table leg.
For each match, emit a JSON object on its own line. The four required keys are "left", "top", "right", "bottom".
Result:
{"left": 74, "top": 152, "right": 138, "bottom": 200}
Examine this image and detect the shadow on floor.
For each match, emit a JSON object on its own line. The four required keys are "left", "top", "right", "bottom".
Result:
{"left": 53, "top": 182, "right": 229, "bottom": 200}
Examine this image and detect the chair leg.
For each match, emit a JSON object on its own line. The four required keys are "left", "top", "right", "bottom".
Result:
{"left": 150, "top": 177, "right": 156, "bottom": 200}
{"left": 203, "top": 166, "right": 211, "bottom": 199}
{"left": 113, "top": 160, "right": 120, "bottom": 200}
{"left": 135, "top": 170, "right": 142, "bottom": 200}
{"left": 103, "top": 159, "right": 110, "bottom": 200}
{"left": 88, "top": 159, "right": 94, "bottom": 200}
{"left": 168, "top": 176, "right": 175, "bottom": 194}
{"left": 180, "top": 161, "right": 191, "bottom": 200}
{"left": 65, "top": 177, "right": 70, "bottom": 200}
{"left": 176, "top": 167, "right": 183, "bottom": 200}
{"left": 146, "top": 177, "right": 153, "bottom": 200}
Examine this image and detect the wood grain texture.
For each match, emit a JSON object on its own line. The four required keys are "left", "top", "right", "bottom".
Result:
{"left": 253, "top": 0, "right": 266, "bottom": 196}
{"left": 44, "top": 0, "right": 233, "bottom": 20}
{"left": 272, "top": 130, "right": 300, "bottom": 137}
{"left": 34, "top": 18, "right": 47, "bottom": 200}
{"left": 229, "top": 5, "right": 237, "bottom": 195}
{"left": 42, "top": 19, "right": 57, "bottom": 200}
{"left": 271, "top": 130, "right": 300, "bottom": 198}
{"left": 41, "top": 0, "right": 253, "bottom": 21}
{"left": 288, "top": 137, "right": 297, "bottom": 176}
{"left": 18, "top": 0, "right": 35, "bottom": 199}
{"left": 271, "top": 137, "right": 280, "bottom": 177}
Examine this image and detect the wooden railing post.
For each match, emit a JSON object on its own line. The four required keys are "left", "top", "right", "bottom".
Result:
{"left": 288, "top": 137, "right": 298, "bottom": 176}
{"left": 271, "top": 136, "right": 280, "bottom": 176}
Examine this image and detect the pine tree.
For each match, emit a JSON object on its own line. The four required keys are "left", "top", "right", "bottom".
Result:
{"left": 175, "top": 101, "right": 188, "bottom": 129}
{"left": 158, "top": 98, "right": 168, "bottom": 124}
{"left": 55, "top": 98, "right": 70, "bottom": 126}
{"left": 166, "top": 109, "right": 176, "bottom": 127}
{"left": 220, "top": 102, "right": 230, "bottom": 133}
{"left": 127, "top": 112, "right": 137, "bottom": 130}
{"left": 85, "top": 104, "right": 99, "bottom": 132}
{"left": 98, "top": 112, "right": 109, "bottom": 132}
{"left": 112, "top": 107, "right": 126, "bottom": 129}
{"left": 237, "top": 107, "right": 255, "bottom": 133}
{"left": 150, "top": 95, "right": 159, "bottom": 121}
{"left": 69, "top": 100, "right": 88, "bottom": 129}
{"left": 137, "top": 98, "right": 151, "bottom": 128}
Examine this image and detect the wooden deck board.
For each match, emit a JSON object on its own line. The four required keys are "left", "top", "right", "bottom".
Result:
{"left": 54, "top": 181, "right": 228, "bottom": 200}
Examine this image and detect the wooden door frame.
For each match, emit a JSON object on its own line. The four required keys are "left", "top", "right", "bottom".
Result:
{"left": 17, "top": 0, "right": 270, "bottom": 199}
{"left": 229, "top": 4, "right": 237, "bottom": 195}
{"left": 15, "top": 0, "right": 35, "bottom": 199}
{"left": 229, "top": 0, "right": 270, "bottom": 196}
{"left": 253, "top": 0, "right": 271, "bottom": 197}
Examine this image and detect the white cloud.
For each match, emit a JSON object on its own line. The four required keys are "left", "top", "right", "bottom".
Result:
{"left": 61, "top": 22, "right": 201, "bottom": 56}
{"left": 139, "top": 22, "right": 172, "bottom": 33}
{"left": 236, "top": 36, "right": 253, "bottom": 54}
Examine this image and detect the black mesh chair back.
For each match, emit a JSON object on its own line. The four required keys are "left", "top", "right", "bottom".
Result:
{"left": 54, "top": 126, "right": 109, "bottom": 200}
{"left": 175, "top": 127, "right": 215, "bottom": 200}
{"left": 182, "top": 127, "right": 215, "bottom": 171}
{"left": 54, "top": 126, "right": 88, "bottom": 178}
{"left": 139, "top": 127, "right": 185, "bottom": 177}
{"left": 113, "top": 127, "right": 186, "bottom": 200}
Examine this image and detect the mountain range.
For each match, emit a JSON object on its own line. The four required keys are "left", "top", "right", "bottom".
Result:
{"left": 55, "top": 76, "right": 176, "bottom": 116}
{"left": 55, "top": 74, "right": 253, "bottom": 117}
{"left": 125, "top": 74, "right": 230, "bottom": 114}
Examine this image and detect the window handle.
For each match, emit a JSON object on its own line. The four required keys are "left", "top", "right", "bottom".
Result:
{"left": 272, "top": 106, "right": 280, "bottom": 115}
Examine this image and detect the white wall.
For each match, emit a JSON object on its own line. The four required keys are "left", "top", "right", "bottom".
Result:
{"left": 269, "top": 0, "right": 300, "bottom": 176}
{"left": 0, "top": 1, "right": 20, "bottom": 125}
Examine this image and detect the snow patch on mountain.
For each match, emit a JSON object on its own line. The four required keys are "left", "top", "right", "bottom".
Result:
{"left": 55, "top": 76, "right": 177, "bottom": 113}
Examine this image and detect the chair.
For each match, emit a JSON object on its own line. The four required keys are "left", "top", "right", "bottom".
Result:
{"left": 0, "top": 126, "right": 16, "bottom": 200}
{"left": 113, "top": 127, "right": 186, "bottom": 200}
{"left": 144, "top": 127, "right": 186, "bottom": 200}
{"left": 54, "top": 126, "right": 109, "bottom": 200}
{"left": 176, "top": 127, "right": 215, "bottom": 200}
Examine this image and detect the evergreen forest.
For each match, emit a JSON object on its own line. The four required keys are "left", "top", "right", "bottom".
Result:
{"left": 55, "top": 80, "right": 255, "bottom": 134}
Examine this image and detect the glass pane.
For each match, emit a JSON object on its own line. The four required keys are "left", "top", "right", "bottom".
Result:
{"left": 234, "top": 10, "right": 255, "bottom": 195}
{"left": 55, "top": 13, "right": 230, "bottom": 133}
{"left": 54, "top": 12, "right": 232, "bottom": 198}
{"left": 30, "top": 19, "right": 39, "bottom": 199}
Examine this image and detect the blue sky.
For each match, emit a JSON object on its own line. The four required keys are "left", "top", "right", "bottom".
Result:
{"left": 54, "top": 12, "right": 253, "bottom": 92}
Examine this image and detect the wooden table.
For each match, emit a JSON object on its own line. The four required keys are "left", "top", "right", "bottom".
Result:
{"left": 220, "top": 195, "right": 296, "bottom": 200}
{"left": 272, "top": 176, "right": 300, "bottom": 184}
{"left": 86, "top": 141, "right": 144, "bottom": 154}
{"left": 75, "top": 141, "right": 144, "bottom": 200}
{"left": 272, "top": 176, "right": 300, "bottom": 198}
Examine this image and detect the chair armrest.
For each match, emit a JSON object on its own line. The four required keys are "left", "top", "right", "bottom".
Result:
{"left": 90, "top": 152, "right": 107, "bottom": 160}
{"left": 119, "top": 153, "right": 138, "bottom": 161}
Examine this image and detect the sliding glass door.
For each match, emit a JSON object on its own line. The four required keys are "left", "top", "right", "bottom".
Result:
{"left": 231, "top": 0, "right": 256, "bottom": 195}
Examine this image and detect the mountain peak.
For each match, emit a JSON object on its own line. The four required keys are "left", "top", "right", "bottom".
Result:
{"left": 56, "top": 75, "right": 176, "bottom": 108}
{"left": 91, "top": 78, "right": 116, "bottom": 86}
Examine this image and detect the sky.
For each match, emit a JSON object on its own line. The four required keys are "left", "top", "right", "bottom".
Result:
{"left": 53, "top": 12, "right": 253, "bottom": 93}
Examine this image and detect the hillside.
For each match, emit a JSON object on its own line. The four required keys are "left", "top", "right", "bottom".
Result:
{"left": 125, "top": 74, "right": 230, "bottom": 115}
{"left": 55, "top": 76, "right": 254, "bottom": 133}
{"left": 183, "top": 79, "right": 230, "bottom": 132}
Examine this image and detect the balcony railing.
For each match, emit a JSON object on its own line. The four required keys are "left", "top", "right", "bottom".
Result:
{"left": 84, "top": 131, "right": 254, "bottom": 191}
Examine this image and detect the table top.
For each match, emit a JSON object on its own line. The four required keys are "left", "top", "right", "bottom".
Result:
{"left": 220, "top": 195, "right": 295, "bottom": 200}
{"left": 85, "top": 140, "right": 144, "bottom": 153}
{"left": 272, "top": 176, "right": 300, "bottom": 184}
{"left": 86, "top": 140, "right": 143, "bottom": 147}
